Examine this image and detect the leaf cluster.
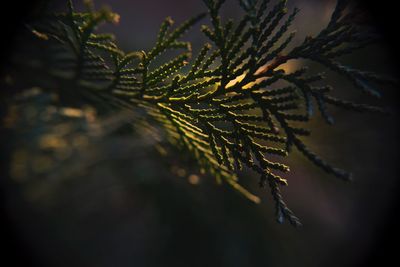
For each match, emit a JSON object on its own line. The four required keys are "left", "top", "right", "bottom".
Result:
{"left": 19, "top": 0, "right": 396, "bottom": 226}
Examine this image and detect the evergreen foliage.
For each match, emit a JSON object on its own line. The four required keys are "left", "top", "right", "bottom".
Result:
{"left": 7, "top": 0, "right": 396, "bottom": 226}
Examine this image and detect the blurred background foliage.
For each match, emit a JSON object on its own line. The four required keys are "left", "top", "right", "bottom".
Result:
{"left": 1, "top": 0, "right": 399, "bottom": 266}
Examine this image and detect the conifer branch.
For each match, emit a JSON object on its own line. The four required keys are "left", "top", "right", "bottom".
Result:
{"left": 13, "top": 0, "right": 396, "bottom": 227}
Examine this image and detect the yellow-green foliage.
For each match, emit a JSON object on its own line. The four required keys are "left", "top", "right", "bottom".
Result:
{"left": 22, "top": 0, "right": 395, "bottom": 226}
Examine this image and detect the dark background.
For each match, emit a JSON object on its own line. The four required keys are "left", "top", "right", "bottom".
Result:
{"left": 1, "top": 1, "right": 399, "bottom": 266}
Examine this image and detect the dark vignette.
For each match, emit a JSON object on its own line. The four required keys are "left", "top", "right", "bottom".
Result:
{"left": 0, "top": 1, "right": 398, "bottom": 266}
